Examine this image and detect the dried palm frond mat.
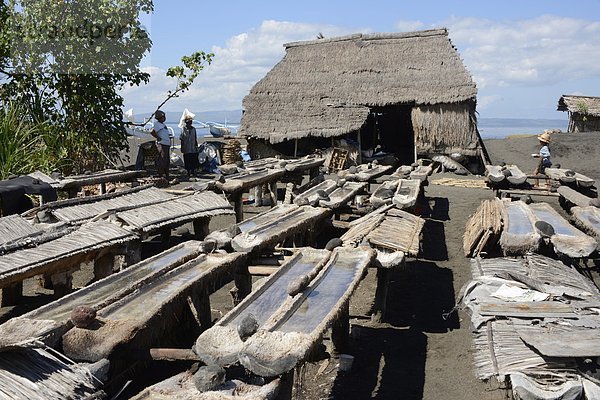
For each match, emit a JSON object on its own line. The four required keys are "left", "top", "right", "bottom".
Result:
{"left": 431, "top": 177, "right": 488, "bottom": 188}
{"left": 463, "top": 254, "right": 600, "bottom": 396}
{"left": 463, "top": 198, "right": 503, "bottom": 257}
{"left": 0, "top": 346, "right": 99, "bottom": 399}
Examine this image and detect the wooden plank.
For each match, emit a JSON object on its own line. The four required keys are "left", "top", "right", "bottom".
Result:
{"left": 479, "top": 302, "right": 576, "bottom": 318}
{"left": 248, "top": 266, "right": 279, "bottom": 276}
{"left": 518, "top": 329, "right": 600, "bottom": 357}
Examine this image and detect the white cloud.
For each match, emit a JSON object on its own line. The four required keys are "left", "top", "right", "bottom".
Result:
{"left": 121, "top": 15, "right": 600, "bottom": 119}
{"left": 395, "top": 20, "right": 426, "bottom": 32}
{"left": 120, "top": 20, "right": 351, "bottom": 113}
{"left": 444, "top": 15, "right": 600, "bottom": 89}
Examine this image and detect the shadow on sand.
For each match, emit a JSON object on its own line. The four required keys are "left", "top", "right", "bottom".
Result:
{"left": 330, "top": 326, "right": 427, "bottom": 399}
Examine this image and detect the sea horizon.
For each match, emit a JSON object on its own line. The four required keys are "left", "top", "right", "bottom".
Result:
{"left": 129, "top": 110, "right": 568, "bottom": 140}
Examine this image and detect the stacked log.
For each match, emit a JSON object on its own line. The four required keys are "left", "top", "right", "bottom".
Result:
{"left": 463, "top": 198, "right": 503, "bottom": 257}
{"left": 222, "top": 139, "right": 242, "bottom": 165}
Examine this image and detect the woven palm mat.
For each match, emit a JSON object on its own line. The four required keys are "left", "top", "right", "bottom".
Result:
{"left": 431, "top": 177, "right": 488, "bottom": 188}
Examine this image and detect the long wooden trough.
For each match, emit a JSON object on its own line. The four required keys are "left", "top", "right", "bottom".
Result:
{"left": 409, "top": 164, "right": 433, "bottom": 182}
{"left": 216, "top": 168, "right": 285, "bottom": 194}
{"left": 0, "top": 241, "right": 204, "bottom": 349}
{"left": 339, "top": 164, "right": 393, "bottom": 182}
{"left": 195, "top": 247, "right": 374, "bottom": 377}
{"left": 485, "top": 165, "right": 527, "bottom": 186}
{"left": 392, "top": 179, "right": 421, "bottom": 210}
{"left": 528, "top": 202, "right": 597, "bottom": 258}
{"left": 571, "top": 206, "right": 600, "bottom": 242}
{"left": 499, "top": 200, "right": 540, "bottom": 255}
{"left": 292, "top": 177, "right": 366, "bottom": 209}
{"left": 231, "top": 204, "right": 331, "bottom": 253}
{"left": 131, "top": 370, "right": 281, "bottom": 400}
{"left": 545, "top": 167, "right": 595, "bottom": 187}
{"left": 62, "top": 252, "right": 246, "bottom": 363}
{"left": 31, "top": 168, "right": 146, "bottom": 197}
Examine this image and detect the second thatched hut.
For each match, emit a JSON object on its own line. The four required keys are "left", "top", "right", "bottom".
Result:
{"left": 239, "top": 28, "right": 489, "bottom": 170}
{"left": 558, "top": 94, "right": 600, "bottom": 133}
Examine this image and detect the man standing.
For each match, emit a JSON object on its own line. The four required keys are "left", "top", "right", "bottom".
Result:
{"left": 150, "top": 110, "right": 171, "bottom": 181}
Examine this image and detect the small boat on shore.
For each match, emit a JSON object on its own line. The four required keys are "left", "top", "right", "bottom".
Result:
{"left": 208, "top": 122, "right": 232, "bottom": 137}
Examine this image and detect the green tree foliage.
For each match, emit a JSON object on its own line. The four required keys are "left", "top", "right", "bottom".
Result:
{"left": 1, "top": 0, "right": 153, "bottom": 173}
{"left": 139, "top": 51, "right": 213, "bottom": 124}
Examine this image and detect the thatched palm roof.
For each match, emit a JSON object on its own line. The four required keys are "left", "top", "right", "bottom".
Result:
{"left": 558, "top": 95, "right": 600, "bottom": 117}
{"left": 239, "top": 29, "right": 478, "bottom": 145}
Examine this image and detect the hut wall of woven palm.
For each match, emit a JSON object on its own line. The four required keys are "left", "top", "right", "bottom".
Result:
{"left": 239, "top": 28, "right": 478, "bottom": 150}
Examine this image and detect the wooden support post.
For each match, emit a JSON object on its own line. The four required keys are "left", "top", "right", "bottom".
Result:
{"left": 160, "top": 227, "right": 171, "bottom": 243}
{"left": 99, "top": 182, "right": 107, "bottom": 195}
{"left": 294, "top": 139, "right": 298, "bottom": 158}
{"left": 67, "top": 187, "right": 79, "bottom": 199}
{"left": 269, "top": 181, "right": 278, "bottom": 207}
{"left": 357, "top": 132, "right": 362, "bottom": 165}
{"left": 39, "top": 274, "right": 54, "bottom": 289}
{"left": 371, "top": 268, "right": 391, "bottom": 323}
{"left": 187, "top": 289, "right": 212, "bottom": 331}
{"left": 94, "top": 252, "right": 115, "bottom": 281}
{"left": 275, "top": 370, "right": 294, "bottom": 400}
{"left": 230, "top": 192, "right": 244, "bottom": 222}
{"left": 51, "top": 270, "right": 73, "bottom": 298}
{"left": 254, "top": 185, "right": 263, "bottom": 207}
{"left": 331, "top": 302, "right": 350, "bottom": 353}
{"left": 1, "top": 282, "right": 23, "bottom": 307}
{"left": 231, "top": 266, "right": 252, "bottom": 306}
{"left": 123, "top": 241, "right": 142, "bottom": 269}
{"left": 284, "top": 182, "right": 295, "bottom": 204}
{"left": 193, "top": 217, "right": 210, "bottom": 240}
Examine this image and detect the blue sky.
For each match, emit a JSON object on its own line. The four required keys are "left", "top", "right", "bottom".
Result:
{"left": 121, "top": 0, "right": 600, "bottom": 119}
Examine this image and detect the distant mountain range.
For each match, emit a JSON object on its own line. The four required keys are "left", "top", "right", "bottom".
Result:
{"left": 131, "top": 110, "right": 567, "bottom": 139}
{"left": 478, "top": 118, "right": 567, "bottom": 128}
{"left": 134, "top": 109, "right": 243, "bottom": 124}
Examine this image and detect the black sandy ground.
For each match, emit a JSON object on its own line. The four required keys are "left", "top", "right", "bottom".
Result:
{"left": 1, "top": 132, "right": 599, "bottom": 399}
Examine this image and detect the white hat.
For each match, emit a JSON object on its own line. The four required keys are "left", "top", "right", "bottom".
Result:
{"left": 178, "top": 108, "right": 196, "bottom": 128}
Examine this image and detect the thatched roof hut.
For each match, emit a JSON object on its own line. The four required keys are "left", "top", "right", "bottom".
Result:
{"left": 240, "top": 28, "right": 488, "bottom": 165}
{"left": 558, "top": 94, "right": 600, "bottom": 132}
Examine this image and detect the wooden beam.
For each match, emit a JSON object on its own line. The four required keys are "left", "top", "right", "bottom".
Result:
{"left": 248, "top": 266, "right": 279, "bottom": 276}
{"left": 149, "top": 348, "right": 201, "bottom": 361}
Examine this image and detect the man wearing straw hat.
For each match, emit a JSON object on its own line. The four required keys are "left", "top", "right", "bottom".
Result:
{"left": 532, "top": 131, "right": 552, "bottom": 175}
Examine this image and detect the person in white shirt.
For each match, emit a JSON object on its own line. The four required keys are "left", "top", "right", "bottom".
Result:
{"left": 532, "top": 131, "right": 552, "bottom": 175}
{"left": 150, "top": 110, "right": 171, "bottom": 180}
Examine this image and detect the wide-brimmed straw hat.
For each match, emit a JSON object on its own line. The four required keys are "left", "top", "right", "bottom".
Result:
{"left": 537, "top": 132, "right": 552, "bottom": 143}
